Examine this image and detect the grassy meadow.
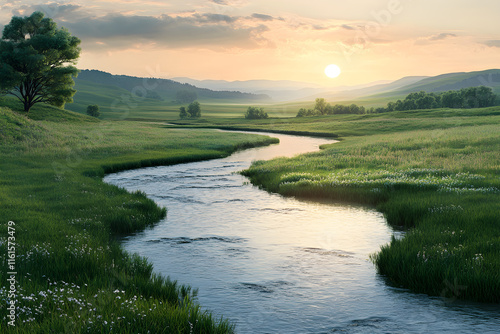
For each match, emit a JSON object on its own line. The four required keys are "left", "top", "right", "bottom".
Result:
{"left": 0, "top": 102, "right": 278, "bottom": 333}
{"left": 238, "top": 107, "right": 500, "bottom": 302}
{"left": 1, "top": 92, "right": 499, "bottom": 334}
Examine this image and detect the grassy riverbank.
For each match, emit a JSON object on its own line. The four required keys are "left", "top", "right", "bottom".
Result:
{"left": 0, "top": 104, "right": 278, "bottom": 332}
{"left": 238, "top": 108, "right": 500, "bottom": 303}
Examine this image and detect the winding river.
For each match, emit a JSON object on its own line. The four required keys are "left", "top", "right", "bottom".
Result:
{"left": 104, "top": 131, "right": 499, "bottom": 333}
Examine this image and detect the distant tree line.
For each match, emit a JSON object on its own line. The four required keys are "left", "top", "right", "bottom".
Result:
{"left": 296, "top": 98, "right": 366, "bottom": 117}
{"left": 297, "top": 86, "right": 498, "bottom": 117}
{"left": 384, "top": 86, "right": 497, "bottom": 112}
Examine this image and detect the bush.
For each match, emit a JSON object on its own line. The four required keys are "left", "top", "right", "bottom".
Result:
{"left": 179, "top": 106, "right": 188, "bottom": 119}
{"left": 245, "top": 107, "right": 268, "bottom": 119}
{"left": 86, "top": 105, "right": 100, "bottom": 118}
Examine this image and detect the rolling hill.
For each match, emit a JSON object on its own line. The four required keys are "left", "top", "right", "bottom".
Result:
{"left": 387, "top": 69, "right": 500, "bottom": 95}
{"left": 67, "top": 70, "right": 272, "bottom": 115}
{"left": 311, "top": 69, "right": 500, "bottom": 107}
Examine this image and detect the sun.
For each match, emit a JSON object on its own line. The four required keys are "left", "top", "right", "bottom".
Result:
{"left": 325, "top": 64, "right": 341, "bottom": 78}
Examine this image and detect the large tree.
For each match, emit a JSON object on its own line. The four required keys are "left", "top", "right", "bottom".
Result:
{"left": 0, "top": 11, "right": 81, "bottom": 112}
{"left": 187, "top": 101, "right": 201, "bottom": 118}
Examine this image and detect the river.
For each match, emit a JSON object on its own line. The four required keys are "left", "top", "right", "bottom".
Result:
{"left": 104, "top": 131, "right": 499, "bottom": 334}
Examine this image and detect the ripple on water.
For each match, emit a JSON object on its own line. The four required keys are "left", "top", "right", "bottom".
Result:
{"left": 146, "top": 236, "right": 247, "bottom": 245}
{"left": 151, "top": 194, "right": 206, "bottom": 204}
{"left": 301, "top": 247, "right": 355, "bottom": 257}
{"left": 171, "top": 184, "right": 243, "bottom": 190}
{"left": 250, "top": 207, "right": 307, "bottom": 214}
{"left": 330, "top": 317, "right": 393, "bottom": 333}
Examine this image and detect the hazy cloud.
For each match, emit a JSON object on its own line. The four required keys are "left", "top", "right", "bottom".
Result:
{"left": 194, "top": 13, "right": 237, "bottom": 23}
{"left": 210, "top": 0, "right": 229, "bottom": 4}
{"left": 62, "top": 13, "right": 270, "bottom": 50}
{"left": 209, "top": 0, "right": 249, "bottom": 7}
{"left": 11, "top": 3, "right": 84, "bottom": 20}
{"left": 416, "top": 32, "right": 457, "bottom": 45}
{"left": 483, "top": 40, "right": 500, "bottom": 48}
{"left": 341, "top": 24, "right": 356, "bottom": 30}
{"left": 251, "top": 13, "right": 274, "bottom": 22}
{"left": 312, "top": 25, "right": 328, "bottom": 30}
{"left": 429, "top": 33, "right": 457, "bottom": 41}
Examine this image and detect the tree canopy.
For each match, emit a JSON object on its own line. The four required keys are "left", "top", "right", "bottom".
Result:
{"left": 0, "top": 11, "right": 81, "bottom": 112}
{"left": 187, "top": 101, "right": 201, "bottom": 118}
{"left": 86, "top": 104, "right": 100, "bottom": 118}
{"left": 179, "top": 106, "right": 188, "bottom": 119}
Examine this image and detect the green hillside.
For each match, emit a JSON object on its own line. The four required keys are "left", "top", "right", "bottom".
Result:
{"left": 68, "top": 79, "right": 171, "bottom": 115}
{"left": 76, "top": 69, "right": 271, "bottom": 102}
{"left": 384, "top": 69, "right": 500, "bottom": 95}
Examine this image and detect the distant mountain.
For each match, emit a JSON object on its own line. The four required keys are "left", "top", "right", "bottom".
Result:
{"left": 75, "top": 70, "right": 271, "bottom": 103}
{"left": 171, "top": 77, "right": 330, "bottom": 101}
{"left": 170, "top": 77, "right": 412, "bottom": 102}
{"left": 171, "top": 78, "right": 326, "bottom": 92}
{"left": 307, "top": 69, "right": 500, "bottom": 106}
{"left": 304, "top": 76, "right": 429, "bottom": 102}
{"left": 388, "top": 69, "right": 500, "bottom": 95}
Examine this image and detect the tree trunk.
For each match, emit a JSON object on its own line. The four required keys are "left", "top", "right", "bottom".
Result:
{"left": 24, "top": 98, "right": 31, "bottom": 113}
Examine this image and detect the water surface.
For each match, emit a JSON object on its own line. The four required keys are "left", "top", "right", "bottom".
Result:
{"left": 104, "top": 131, "right": 499, "bottom": 333}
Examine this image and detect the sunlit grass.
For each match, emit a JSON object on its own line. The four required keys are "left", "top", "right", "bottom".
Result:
{"left": 0, "top": 105, "right": 278, "bottom": 332}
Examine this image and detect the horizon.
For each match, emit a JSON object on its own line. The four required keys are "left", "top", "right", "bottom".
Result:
{"left": 1, "top": 1, "right": 500, "bottom": 86}
{"left": 77, "top": 67, "right": 500, "bottom": 91}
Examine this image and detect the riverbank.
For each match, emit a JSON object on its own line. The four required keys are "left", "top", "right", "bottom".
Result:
{"left": 0, "top": 105, "right": 278, "bottom": 332}
{"left": 235, "top": 108, "right": 500, "bottom": 303}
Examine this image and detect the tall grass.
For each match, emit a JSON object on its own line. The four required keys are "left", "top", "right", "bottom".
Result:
{"left": 0, "top": 105, "right": 277, "bottom": 332}
{"left": 241, "top": 108, "right": 500, "bottom": 303}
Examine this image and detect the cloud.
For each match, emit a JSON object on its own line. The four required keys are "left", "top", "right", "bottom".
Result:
{"left": 429, "top": 33, "right": 457, "bottom": 41}
{"left": 194, "top": 13, "right": 237, "bottom": 23}
{"left": 2, "top": 2, "right": 273, "bottom": 51}
{"left": 311, "top": 25, "right": 328, "bottom": 30}
{"left": 483, "top": 40, "right": 500, "bottom": 48}
{"left": 251, "top": 13, "right": 274, "bottom": 22}
{"left": 11, "top": 3, "right": 84, "bottom": 20}
{"left": 341, "top": 24, "right": 356, "bottom": 30}
{"left": 209, "top": 0, "right": 248, "bottom": 5}
{"left": 415, "top": 32, "right": 457, "bottom": 45}
{"left": 62, "top": 12, "right": 271, "bottom": 50}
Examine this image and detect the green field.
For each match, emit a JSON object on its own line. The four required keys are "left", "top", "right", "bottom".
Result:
{"left": 0, "top": 103, "right": 278, "bottom": 333}
{"left": 1, "top": 94, "right": 499, "bottom": 334}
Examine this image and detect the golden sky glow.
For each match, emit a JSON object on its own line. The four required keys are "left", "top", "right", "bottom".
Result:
{"left": 1, "top": 0, "right": 500, "bottom": 85}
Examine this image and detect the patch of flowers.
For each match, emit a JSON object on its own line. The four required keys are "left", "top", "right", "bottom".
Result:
{"left": 0, "top": 277, "right": 150, "bottom": 330}
{"left": 64, "top": 233, "right": 108, "bottom": 260}
{"left": 428, "top": 205, "right": 464, "bottom": 213}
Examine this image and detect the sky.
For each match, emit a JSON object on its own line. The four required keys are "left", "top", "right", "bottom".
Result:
{"left": 1, "top": 0, "right": 500, "bottom": 86}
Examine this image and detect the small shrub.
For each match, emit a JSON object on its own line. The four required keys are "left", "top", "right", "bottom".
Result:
{"left": 86, "top": 104, "right": 100, "bottom": 118}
